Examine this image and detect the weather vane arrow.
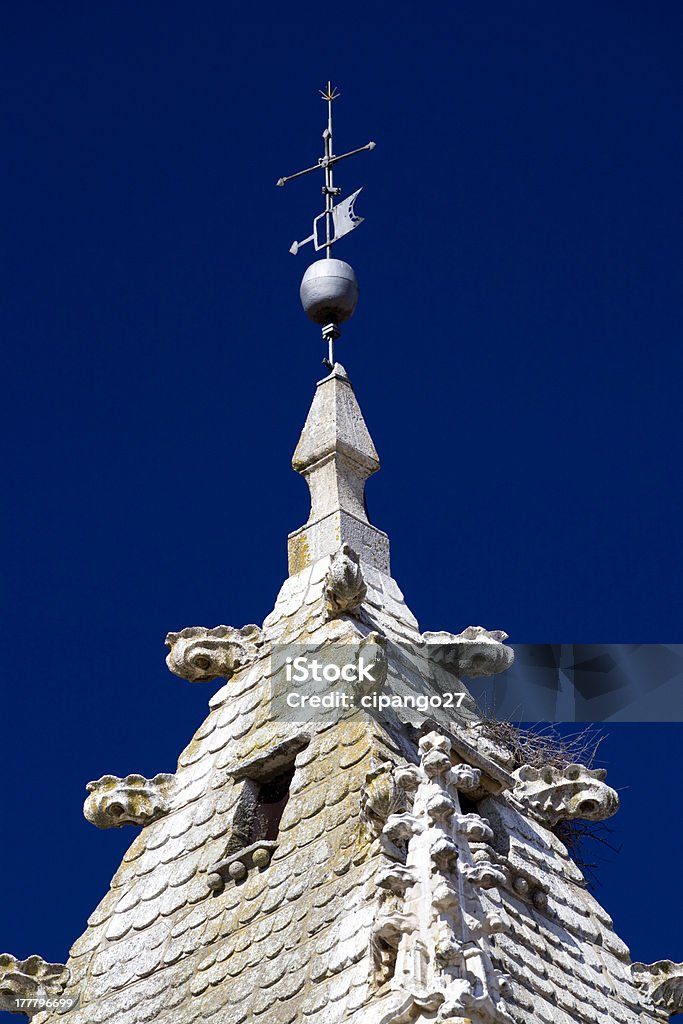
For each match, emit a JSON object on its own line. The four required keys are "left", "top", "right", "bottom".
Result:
{"left": 276, "top": 82, "right": 375, "bottom": 257}
{"left": 277, "top": 84, "right": 375, "bottom": 369}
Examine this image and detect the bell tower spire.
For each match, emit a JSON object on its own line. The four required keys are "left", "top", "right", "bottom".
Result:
{"left": 279, "top": 85, "right": 387, "bottom": 576}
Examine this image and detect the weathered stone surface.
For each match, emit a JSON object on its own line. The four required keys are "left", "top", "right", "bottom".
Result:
{"left": 0, "top": 954, "right": 69, "bottom": 1016}
{"left": 632, "top": 960, "right": 683, "bottom": 1014}
{"left": 511, "top": 763, "right": 619, "bottom": 826}
{"left": 84, "top": 773, "right": 176, "bottom": 829}
{"left": 165, "top": 624, "right": 263, "bottom": 682}
{"left": 206, "top": 839, "right": 279, "bottom": 893}
{"left": 288, "top": 364, "right": 390, "bottom": 574}
{"left": 324, "top": 543, "right": 367, "bottom": 617}
{"left": 423, "top": 625, "right": 514, "bottom": 677}
{"left": 359, "top": 761, "right": 408, "bottom": 842}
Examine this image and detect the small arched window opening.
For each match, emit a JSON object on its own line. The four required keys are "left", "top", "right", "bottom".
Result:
{"left": 250, "top": 764, "right": 296, "bottom": 843}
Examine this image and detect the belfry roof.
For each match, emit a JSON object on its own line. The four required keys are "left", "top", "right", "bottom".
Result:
{"left": 9, "top": 359, "right": 673, "bottom": 1024}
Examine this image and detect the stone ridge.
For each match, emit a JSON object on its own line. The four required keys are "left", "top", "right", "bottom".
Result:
{"left": 25, "top": 558, "right": 662, "bottom": 1024}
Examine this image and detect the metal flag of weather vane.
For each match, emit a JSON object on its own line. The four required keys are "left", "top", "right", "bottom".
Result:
{"left": 277, "top": 84, "right": 375, "bottom": 365}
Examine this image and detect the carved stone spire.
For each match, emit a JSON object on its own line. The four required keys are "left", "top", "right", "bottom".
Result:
{"left": 288, "top": 362, "right": 390, "bottom": 575}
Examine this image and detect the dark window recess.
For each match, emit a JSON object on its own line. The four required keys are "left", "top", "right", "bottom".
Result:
{"left": 250, "top": 766, "right": 296, "bottom": 843}
{"left": 458, "top": 794, "right": 479, "bottom": 816}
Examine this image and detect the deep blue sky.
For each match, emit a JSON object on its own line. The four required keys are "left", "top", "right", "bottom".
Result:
{"left": 2, "top": 0, "right": 682, "bottom": 1012}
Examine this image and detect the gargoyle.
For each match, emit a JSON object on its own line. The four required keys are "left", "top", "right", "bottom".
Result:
{"left": 422, "top": 625, "right": 514, "bottom": 677}
{"left": 84, "top": 772, "right": 176, "bottom": 828}
{"left": 632, "top": 960, "right": 683, "bottom": 1015}
{"left": 0, "top": 954, "right": 69, "bottom": 1016}
{"left": 511, "top": 763, "right": 619, "bottom": 826}
{"left": 323, "top": 544, "right": 367, "bottom": 617}
{"left": 165, "top": 623, "right": 263, "bottom": 682}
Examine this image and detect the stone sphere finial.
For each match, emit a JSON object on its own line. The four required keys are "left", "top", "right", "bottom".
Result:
{"left": 300, "top": 259, "right": 358, "bottom": 325}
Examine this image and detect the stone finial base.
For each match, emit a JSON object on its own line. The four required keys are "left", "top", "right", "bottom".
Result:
{"left": 288, "top": 510, "right": 390, "bottom": 576}
{"left": 289, "top": 362, "right": 389, "bottom": 576}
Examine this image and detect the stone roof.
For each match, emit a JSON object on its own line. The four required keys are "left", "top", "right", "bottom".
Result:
{"left": 3, "top": 363, "right": 676, "bottom": 1024}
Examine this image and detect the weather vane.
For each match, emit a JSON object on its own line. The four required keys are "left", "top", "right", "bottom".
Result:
{"left": 277, "top": 84, "right": 375, "bottom": 367}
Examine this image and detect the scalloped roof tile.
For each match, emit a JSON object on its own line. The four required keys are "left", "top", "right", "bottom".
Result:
{"left": 25, "top": 365, "right": 666, "bottom": 1024}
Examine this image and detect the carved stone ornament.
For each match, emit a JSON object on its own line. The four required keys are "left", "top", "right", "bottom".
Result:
{"left": 360, "top": 761, "right": 408, "bottom": 841}
{"left": 422, "top": 626, "right": 514, "bottom": 677}
{"left": 370, "top": 731, "right": 514, "bottom": 1023}
{"left": 206, "top": 840, "right": 279, "bottom": 894}
{"left": 0, "top": 954, "right": 69, "bottom": 1015}
{"left": 511, "top": 763, "right": 619, "bottom": 826}
{"left": 323, "top": 543, "right": 367, "bottom": 617}
{"left": 165, "top": 623, "right": 263, "bottom": 682}
{"left": 632, "top": 960, "right": 683, "bottom": 1015}
{"left": 84, "top": 773, "right": 176, "bottom": 828}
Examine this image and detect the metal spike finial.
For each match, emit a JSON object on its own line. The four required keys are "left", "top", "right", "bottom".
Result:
{"left": 277, "top": 85, "right": 375, "bottom": 364}
{"left": 319, "top": 81, "right": 340, "bottom": 102}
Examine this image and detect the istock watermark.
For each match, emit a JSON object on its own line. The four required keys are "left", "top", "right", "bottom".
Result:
{"left": 270, "top": 643, "right": 471, "bottom": 724}
{"left": 284, "top": 652, "right": 379, "bottom": 686}
{"left": 269, "top": 642, "right": 683, "bottom": 724}
{"left": 283, "top": 688, "right": 468, "bottom": 713}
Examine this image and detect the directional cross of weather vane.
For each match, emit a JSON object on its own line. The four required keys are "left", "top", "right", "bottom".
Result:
{"left": 277, "top": 83, "right": 375, "bottom": 257}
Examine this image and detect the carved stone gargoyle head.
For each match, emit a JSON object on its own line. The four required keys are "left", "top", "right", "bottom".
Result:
{"left": 511, "top": 763, "right": 619, "bottom": 827}
{"left": 84, "top": 772, "right": 175, "bottom": 828}
{"left": 0, "top": 954, "right": 69, "bottom": 1015}
{"left": 422, "top": 625, "right": 514, "bottom": 677}
{"left": 165, "top": 623, "right": 263, "bottom": 682}
{"left": 632, "top": 960, "right": 683, "bottom": 1015}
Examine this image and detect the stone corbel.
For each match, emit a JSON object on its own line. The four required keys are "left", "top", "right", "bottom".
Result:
{"left": 382, "top": 812, "right": 425, "bottom": 846}
{"left": 463, "top": 857, "right": 508, "bottom": 892}
{"left": 632, "top": 960, "right": 683, "bottom": 1016}
{"left": 510, "top": 763, "right": 619, "bottom": 826}
{"left": 206, "top": 840, "right": 278, "bottom": 893}
{"left": 84, "top": 773, "right": 175, "bottom": 828}
{"left": 323, "top": 543, "right": 367, "bottom": 617}
{"left": 165, "top": 623, "right": 263, "bottom": 682}
{"left": 375, "top": 863, "right": 420, "bottom": 895}
{"left": 373, "top": 909, "right": 420, "bottom": 949}
{"left": 448, "top": 763, "right": 482, "bottom": 793}
{"left": 422, "top": 626, "right": 514, "bottom": 678}
{"left": 0, "top": 955, "right": 69, "bottom": 1016}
